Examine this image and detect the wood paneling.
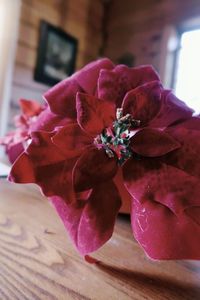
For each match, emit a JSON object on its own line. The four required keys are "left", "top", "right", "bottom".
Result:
{"left": 105, "top": 0, "right": 200, "bottom": 71}
{"left": 9, "top": 0, "right": 103, "bottom": 130}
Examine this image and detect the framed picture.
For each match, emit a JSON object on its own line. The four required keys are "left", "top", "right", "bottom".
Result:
{"left": 34, "top": 21, "right": 78, "bottom": 86}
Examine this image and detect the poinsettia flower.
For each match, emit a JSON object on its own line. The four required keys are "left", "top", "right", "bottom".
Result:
{"left": 10, "top": 89, "right": 182, "bottom": 255}
{"left": 43, "top": 58, "right": 160, "bottom": 117}
{"left": 0, "top": 99, "right": 44, "bottom": 163}
{"left": 8, "top": 58, "right": 200, "bottom": 259}
{"left": 123, "top": 116, "right": 200, "bottom": 259}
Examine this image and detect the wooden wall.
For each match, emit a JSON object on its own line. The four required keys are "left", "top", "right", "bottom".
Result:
{"left": 105, "top": 0, "right": 200, "bottom": 71}
{"left": 9, "top": 0, "right": 103, "bottom": 128}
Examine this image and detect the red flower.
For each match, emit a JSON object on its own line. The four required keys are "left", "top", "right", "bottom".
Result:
{"left": 0, "top": 99, "right": 44, "bottom": 163}
{"left": 9, "top": 58, "right": 200, "bottom": 259}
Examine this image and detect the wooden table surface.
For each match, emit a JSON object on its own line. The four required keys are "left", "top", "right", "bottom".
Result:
{"left": 0, "top": 179, "right": 200, "bottom": 300}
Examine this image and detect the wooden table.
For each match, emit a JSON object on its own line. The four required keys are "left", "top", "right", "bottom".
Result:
{"left": 0, "top": 180, "right": 200, "bottom": 300}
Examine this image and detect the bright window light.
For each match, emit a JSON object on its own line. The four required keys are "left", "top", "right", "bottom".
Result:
{"left": 175, "top": 29, "right": 200, "bottom": 113}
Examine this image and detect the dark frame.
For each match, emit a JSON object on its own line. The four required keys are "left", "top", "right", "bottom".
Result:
{"left": 34, "top": 21, "right": 78, "bottom": 86}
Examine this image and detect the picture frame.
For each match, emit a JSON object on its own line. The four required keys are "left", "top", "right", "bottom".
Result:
{"left": 34, "top": 21, "right": 78, "bottom": 86}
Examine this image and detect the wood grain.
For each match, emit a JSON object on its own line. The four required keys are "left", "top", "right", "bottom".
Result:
{"left": 0, "top": 179, "right": 200, "bottom": 299}
{"left": 105, "top": 0, "right": 200, "bottom": 68}
{"left": 9, "top": 0, "right": 103, "bottom": 129}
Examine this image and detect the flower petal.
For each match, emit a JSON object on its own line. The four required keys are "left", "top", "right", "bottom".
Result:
{"left": 131, "top": 197, "right": 200, "bottom": 260}
{"left": 52, "top": 123, "right": 92, "bottom": 158}
{"left": 50, "top": 180, "right": 121, "bottom": 254}
{"left": 30, "top": 107, "right": 70, "bottom": 132}
{"left": 19, "top": 99, "right": 43, "bottom": 117}
{"left": 44, "top": 59, "right": 114, "bottom": 117}
{"left": 43, "top": 78, "right": 80, "bottom": 118}
{"left": 164, "top": 126, "right": 200, "bottom": 179}
{"left": 168, "top": 116, "right": 200, "bottom": 131}
{"left": 76, "top": 92, "right": 115, "bottom": 136}
{"left": 149, "top": 91, "right": 194, "bottom": 128}
{"left": 73, "top": 147, "right": 118, "bottom": 192}
{"left": 35, "top": 160, "right": 75, "bottom": 197}
{"left": 9, "top": 130, "right": 75, "bottom": 197}
{"left": 123, "top": 158, "right": 200, "bottom": 259}
{"left": 98, "top": 65, "right": 159, "bottom": 107}
{"left": 9, "top": 152, "right": 35, "bottom": 183}
{"left": 122, "top": 81, "right": 162, "bottom": 125}
{"left": 6, "top": 142, "right": 25, "bottom": 163}
{"left": 75, "top": 58, "right": 114, "bottom": 94}
{"left": 9, "top": 152, "right": 75, "bottom": 198}
{"left": 131, "top": 128, "right": 180, "bottom": 157}
{"left": 27, "top": 131, "right": 66, "bottom": 166}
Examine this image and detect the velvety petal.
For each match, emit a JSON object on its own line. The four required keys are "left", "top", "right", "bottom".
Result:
{"left": 6, "top": 142, "right": 25, "bottom": 164}
{"left": 168, "top": 116, "right": 200, "bottom": 131}
{"left": 30, "top": 107, "right": 71, "bottom": 132}
{"left": 149, "top": 91, "right": 194, "bottom": 128}
{"left": 9, "top": 152, "right": 35, "bottom": 183}
{"left": 75, "top": 58, "right": 114, "bottom": 94}
{"left": 9, "top": 130, "right": 74, "bottom": 197}
{"left": 73, "top": 147, "right": 118, "bottom": 192}
{"left": 164, "top": 126, "right": 200, "bottom": 179}
{"left": 35, "top": 160, "right": 75, "bottom": 197}
{"left": 131, "top": 128, "right": 180, "bottom": 157}
{"left": 50, "top": 180, "right": 121, "bottom": 254}
{"left": 113, "top": 168, "right": 132, "bottom": 213}
{"left": 52, "top": 123, "right": 92, "bottom": 158}
{"left": 19, "top": 99, "right": 43, "bottom": 117}
{"left": 123, "top": 158, "right": 200, "bottom": 259}
{"left": 43, "top": 78, "right": 81, "bottom": 118}
{"left": 9, "top": 151, "right": 76, "bottom": 198}
{"left": 98, "top": 65, "right": 160, "bottom": 107}
{"left": 27, "top": 131, "right": 66, "bottom": 166}
{"left": 123, "top": 158, "right": 200, "bottom": 213}
{"left": 122, "top": 81, "right": 162, "bottom": 125}
{"left": 131, "top": 198, "right": 200, "bottom": 260}
{"left": 76, "top": 92, "right": 115, "bottom": 136}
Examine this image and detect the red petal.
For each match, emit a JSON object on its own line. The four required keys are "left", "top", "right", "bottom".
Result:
{"left": 43, "top": 78, "right": 80, "bottom": 118}
{"left": 76, "top": 92, "right": 115, "bottom": 136}
{"left": 9, "top": 152, "right": 75, "bottom": 198}
{"left": 164, "top": 126, "right": 200, "bottom": 179}
{"left": 149, "top": 91, "right": 194, "bottom": 128}
{"left": 50, "top": 180, "right": 121, "bottom": 254}
{"left": 168, "top": 116, "right": 200, "bottom": 131}
{"left": 9, "top": 131, "right": 74, "bottom": 197}
{"left": 98, "top": 65, "right": 159, "bottom": 107}
{"left": 122, "top": 81, "right": 162, "bottom": 125}
{"left": 30, "top": 108, "right": 70, "bottom": 132}
{"left": 131, "top": 198, "right": 200, "bottom": 259}
{"left": 52, "top": 123, "right": 91, "bottom": 158}
{"left": 123, "top": 159, "right": 200, "bottom": 259}
{"left": 75, "top": 58, "right": 114, "bottom": 94}
{"left": 84, "top": 255, "right": 100, "bottom": 264}
{"left": 131, "top": 128, "right": 180, "bottom": 157}
{"left": 9, "top": 152, "right": 35, "bottom": 183}
{"left": 73, "top": 147, "right": 118, "bottom": 192}
{"left": 19, "top": 99, "right": 43, "bottom": 117}
{"left": 35, "top": 160, "right": 75, "bottom": 197}
{"left": 7, "top": 142, "right": 24, "bottom": 163}
{"left": 27, "top": 131, "right": 66, "bottom": 166}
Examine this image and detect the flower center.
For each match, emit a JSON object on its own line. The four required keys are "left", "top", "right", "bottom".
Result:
{"left": 94, "top": 108, "right": 140, "bottom": 165}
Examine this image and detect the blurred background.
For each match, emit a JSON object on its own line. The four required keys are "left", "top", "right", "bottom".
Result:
{"left": 1, "top": 0, "right": 200, "bottom": 153}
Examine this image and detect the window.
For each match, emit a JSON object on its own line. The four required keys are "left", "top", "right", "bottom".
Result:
{"left": 174, "top": 29, "right": 200, "bottom": 113}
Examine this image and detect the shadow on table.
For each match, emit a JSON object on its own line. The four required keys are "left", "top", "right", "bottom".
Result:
{"left": 96, "top": 261, "right": 200, "bottom": 299}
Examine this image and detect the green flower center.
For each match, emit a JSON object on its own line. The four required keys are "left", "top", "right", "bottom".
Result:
{"left": 94, "top": 108, "right": 140, "bottom": 165}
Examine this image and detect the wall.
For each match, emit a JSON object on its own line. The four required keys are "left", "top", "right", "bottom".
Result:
{"left": 105, "top": 0, "right": 200, "bottom": 72}
{"left": 9, "top": 0, "right": 104, "bottom": 128}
